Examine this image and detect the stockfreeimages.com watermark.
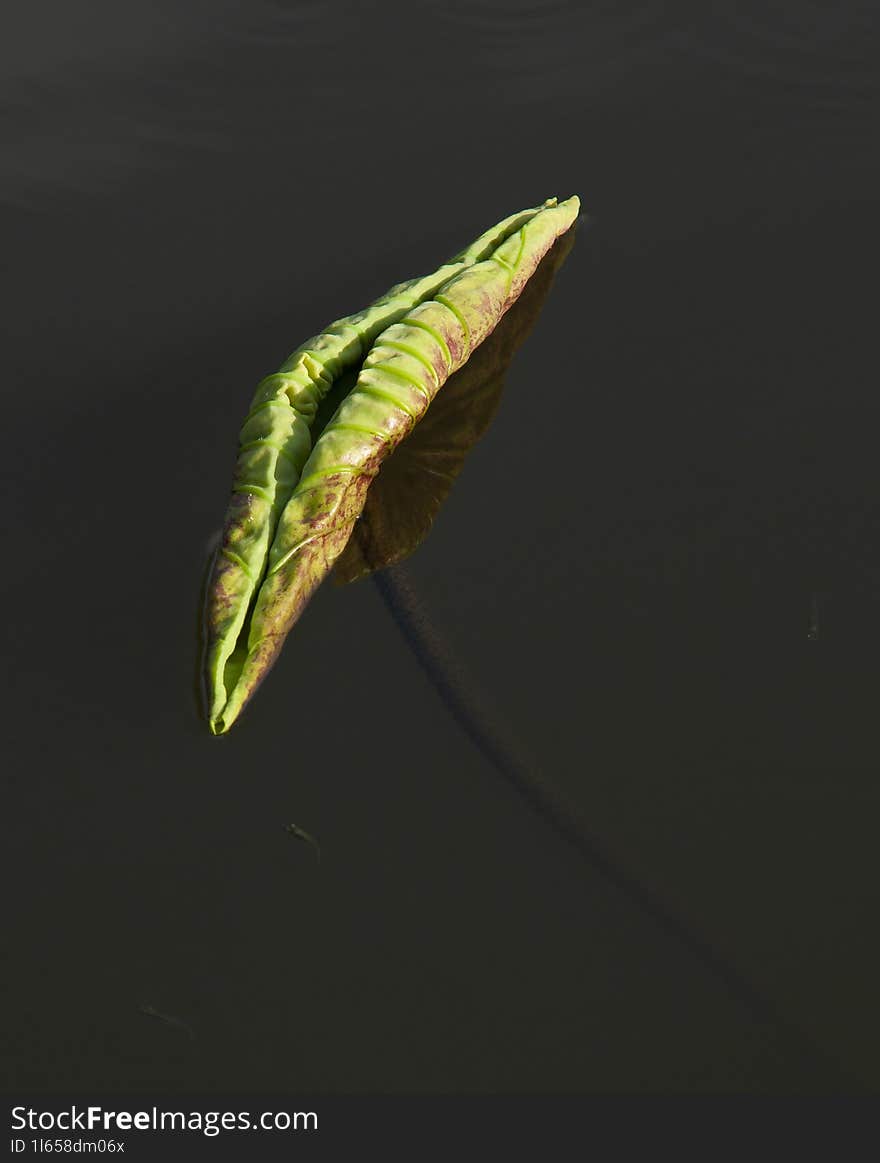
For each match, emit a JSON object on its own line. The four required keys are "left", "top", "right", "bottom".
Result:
{"left": 11, "top": 1106, "right": 318, "bottom": 1139}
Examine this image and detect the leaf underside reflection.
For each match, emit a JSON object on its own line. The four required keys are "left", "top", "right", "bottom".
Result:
{"left": 332, "top": 226, "right": 577, "bottom": 585}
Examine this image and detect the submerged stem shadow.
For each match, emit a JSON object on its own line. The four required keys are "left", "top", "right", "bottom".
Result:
{"left": 335, "top": 230, "right": 858, "bottom": 1088}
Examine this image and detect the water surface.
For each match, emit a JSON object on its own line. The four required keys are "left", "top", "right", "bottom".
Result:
{"left": 3, "top": 0, "right": 879, "bottom": 1092}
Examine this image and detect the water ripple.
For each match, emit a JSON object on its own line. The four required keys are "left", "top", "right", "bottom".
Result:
{"left": 434, "top": 0, "right": 690, "bottom": 102}
{"left": 688, "top": 1, "right": 879, "bottom": 94}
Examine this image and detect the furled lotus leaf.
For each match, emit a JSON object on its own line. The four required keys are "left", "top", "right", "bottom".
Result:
{"left": 205, "top": 196, "right": 580, "bottom": 733}
{"left": 202, "top": 199, "right": 556, "bottom": 727}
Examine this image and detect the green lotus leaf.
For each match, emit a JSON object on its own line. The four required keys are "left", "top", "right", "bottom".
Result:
{"left": 202, "top": 200, "right": 555, "bottom": 728}
{"left": 204, "top": 196, "right": 580, "bottom": 733}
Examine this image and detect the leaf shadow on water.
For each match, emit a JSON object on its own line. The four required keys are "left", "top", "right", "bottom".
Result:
{"left": 326, "top": 227, "right": 861, "bottom": 1090}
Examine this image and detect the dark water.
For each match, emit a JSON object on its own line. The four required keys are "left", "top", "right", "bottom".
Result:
{"left": 4, "top": 1, "right": 880, "bottom": 1092}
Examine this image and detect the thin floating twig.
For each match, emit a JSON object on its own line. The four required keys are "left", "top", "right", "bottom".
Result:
{"left": 138, "top": 1003, "right": 196, "bottom": 1041}
{"left": 284, "top": 822, "right": 322, "bottom": 864}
